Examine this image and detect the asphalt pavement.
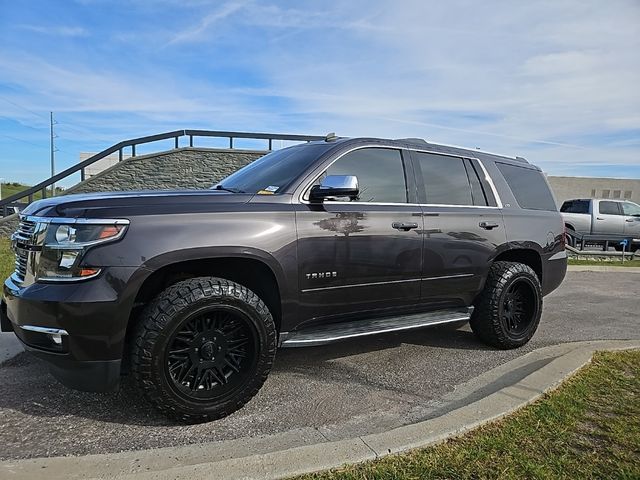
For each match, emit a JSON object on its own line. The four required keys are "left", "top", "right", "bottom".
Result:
{"left": 0, "top": 271, "right": 638, "bottom": 460}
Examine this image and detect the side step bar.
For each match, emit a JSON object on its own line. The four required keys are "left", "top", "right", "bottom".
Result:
{"left": 279, "top": 307, "right": 472, "bottom": 347}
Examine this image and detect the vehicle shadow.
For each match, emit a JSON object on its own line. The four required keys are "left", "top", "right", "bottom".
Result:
{"left": 0, "top": 323, "right": 488, "bottom": 427}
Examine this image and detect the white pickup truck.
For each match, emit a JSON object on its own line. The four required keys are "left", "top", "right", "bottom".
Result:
{"left": 560, "top": 198, "right": 640, "bottom": 251}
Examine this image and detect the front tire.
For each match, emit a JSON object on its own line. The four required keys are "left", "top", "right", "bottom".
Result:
{"left": 470, "top": 261, "right": 542, "bottom": 349}
{"left": 131, "top": 277, "right": 277, "bottom": 423}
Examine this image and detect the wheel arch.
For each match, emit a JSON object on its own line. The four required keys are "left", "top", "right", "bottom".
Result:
{"left": 493, "top": 247, "right": 543, "bottom": 282}
{"left": 121, "top": 249, "right": 287, "bottom": 372}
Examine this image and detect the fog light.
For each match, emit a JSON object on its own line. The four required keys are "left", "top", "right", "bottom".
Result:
{"left": 49, "top": 333, "right": 63, "bottom": 345}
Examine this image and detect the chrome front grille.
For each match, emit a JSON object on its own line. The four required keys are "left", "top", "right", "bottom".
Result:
{"left": 14, "top": 250, "right": 28, "bottom": 282}
{"left": 11, "top": 217, "right": 40, "bottom": 284}
{"left": 15, "top": 218, "right": 37, "bottom": 243}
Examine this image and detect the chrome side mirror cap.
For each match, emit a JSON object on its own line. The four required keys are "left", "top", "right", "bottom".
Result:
{"left": 309, "top": 175, "right": 359, "bottom": 202}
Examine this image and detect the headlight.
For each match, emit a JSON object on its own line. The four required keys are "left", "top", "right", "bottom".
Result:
{"left": 37, "top": 221, "right": 128, "bottom": 281}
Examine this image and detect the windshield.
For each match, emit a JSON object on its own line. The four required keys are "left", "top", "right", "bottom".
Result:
{"left": 213, "top": 144, "right": 328, "bottom": 195}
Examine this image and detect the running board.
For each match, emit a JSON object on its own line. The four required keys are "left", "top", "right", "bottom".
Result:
{"left": 279, "top": 307, "right": 472, "bottom": 347}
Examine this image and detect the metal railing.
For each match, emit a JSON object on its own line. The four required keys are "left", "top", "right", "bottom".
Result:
{"left": 0, "top": 129, "right": 324, "bottom": 216}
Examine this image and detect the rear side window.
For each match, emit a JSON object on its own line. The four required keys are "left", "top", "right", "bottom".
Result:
{"left": 414, "top": 152, "right": 486, "bottom": 206}
{"left": 325, "top": 148, "right": 407, "bottom": 203}
{"left": 599, "top": 201, "right": 621, "bottom": 215}
{"left": 561, "top": 200, "right": 590, "bottom": 214}
{"left": 496, "top": 163, "right": 557, "bottom": 211}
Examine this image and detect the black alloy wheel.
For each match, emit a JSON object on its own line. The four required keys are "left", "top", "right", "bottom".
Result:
{"left": 499, "top": 278, "right": 539, "bottom": 338}
{"left": 132, "top": 277, "right": 277, "bottom": 423}
{"left": 165, "top": 308, "right": 257, "bottom": 401}
{"left": 470, "top": 261, "right": 543, "bottom": 349}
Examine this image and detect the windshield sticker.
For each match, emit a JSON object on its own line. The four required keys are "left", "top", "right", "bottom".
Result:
{"left": 257, "top": 190, "right": 275, "bottom": 195}
{"left": 265, "top": 185, "right": 279, "bottom": 192}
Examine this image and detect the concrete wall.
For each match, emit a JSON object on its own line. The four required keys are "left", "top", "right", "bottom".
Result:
{"left": 548, "top": 176, "right": 640, "bottom": 206}
{"left": 0, "top": 147, "right": 265, "bottom": 237}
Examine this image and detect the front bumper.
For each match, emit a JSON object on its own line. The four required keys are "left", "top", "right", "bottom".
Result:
{"left": 2, "top": 267, "right": 141, "bottom": 392}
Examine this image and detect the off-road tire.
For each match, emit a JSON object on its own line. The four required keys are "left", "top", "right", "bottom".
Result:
{"left": 470, "top": 261, "right": 542, "bottom": 349}
{"left": 131, "top": 277, "right": 277, "bottom": 423}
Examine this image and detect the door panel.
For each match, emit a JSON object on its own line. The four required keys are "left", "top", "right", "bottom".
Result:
{"left": 295, "top": 203, "right": 423, "bottom": 324}
{"left": 408, "top": 150, "right": 506, "bottom": 308}
{"left": 622, "top": 202, "right": 640, "bottom": 238}
{"left": 420, "top": 207, "right": 506, "bottom": 307}
{"left": 593, "top": 201, "right": 624, "bottom": 234}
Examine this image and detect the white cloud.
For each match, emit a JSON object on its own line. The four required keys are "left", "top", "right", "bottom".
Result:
{"left": 167, "top": 1, "right": 248, "bottom": 44}
{"left": 2, "top": 0, "right": 639, "bottom": 179}
{"left": 19, "top": 24, "right": 87, "bottom": 37}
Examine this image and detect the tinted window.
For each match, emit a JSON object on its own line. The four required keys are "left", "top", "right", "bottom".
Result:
{"left": 496, "top": 163, "right": 557, "bottom": 211}
{"left": 215, "top": 144, "right": 329, "bottom": 194}
{"left": 622, "top": 202, "right": 640, "bottom": 216}
{"left": 560, "top": 200, "right": 590, "bottom": 214}
{"left": 414, "top": 153, "right": 473, "bottom": 205}
{"left": 325, "top": 148, "right": 407, "bottom": 203}
{"left": 464, "top": 160, "right": 489, "bottom": 206}
{"left": 599, "top": 201, "right": 621, "bottom": 215}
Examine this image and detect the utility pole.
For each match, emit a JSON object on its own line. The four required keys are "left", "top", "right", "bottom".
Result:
{"left": 50, "top": 111, "right": 56, "bottom": 195}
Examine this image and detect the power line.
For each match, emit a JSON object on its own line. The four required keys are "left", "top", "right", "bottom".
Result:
{"left": 0, "top": 133, "right": 50, "bottom": 150}
{"left": 0, "top": 95, "right": 49, "bottom": 122}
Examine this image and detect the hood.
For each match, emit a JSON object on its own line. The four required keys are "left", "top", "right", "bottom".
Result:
{"left": 22, "top": 189, "right": 256, "bottom": 219}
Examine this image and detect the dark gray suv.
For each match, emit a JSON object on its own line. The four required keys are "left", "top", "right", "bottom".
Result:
{"left": 1, "top": 136, "right": 567, "bottom": 422}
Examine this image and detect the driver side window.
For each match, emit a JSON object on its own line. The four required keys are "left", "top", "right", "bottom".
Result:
{"left": 323, "top": 148, "right": 408, "bottom": 203}
{"left": 622, "top": 202, "right": 640, "bottom": 216}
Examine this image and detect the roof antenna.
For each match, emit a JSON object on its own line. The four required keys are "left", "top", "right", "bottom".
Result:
{"left": 325, "top": 132, "right": 338, "bottom": 142}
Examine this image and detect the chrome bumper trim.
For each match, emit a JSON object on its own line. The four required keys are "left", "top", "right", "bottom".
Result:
{"left": 19, "top": 325, "right": 69, "bottom": 336}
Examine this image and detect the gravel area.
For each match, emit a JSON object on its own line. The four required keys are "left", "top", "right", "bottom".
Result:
{"left": 0, "top": 271, "right": 638, "bottom": 460}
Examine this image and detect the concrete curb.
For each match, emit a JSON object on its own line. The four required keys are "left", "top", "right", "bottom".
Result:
{"left": 567, "top": 265, "right": 640, "bottom": 273}
{"left": 2, "top": 339, "right": 638, "bottom": 480}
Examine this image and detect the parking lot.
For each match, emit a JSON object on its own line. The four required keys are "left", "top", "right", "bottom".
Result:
{"left": 0, "top": 271, "right": 638, "bottom": 461}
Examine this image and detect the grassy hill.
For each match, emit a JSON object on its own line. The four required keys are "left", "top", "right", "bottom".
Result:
{"left": 0, "top": 182, "right": 64, "bottom": 201}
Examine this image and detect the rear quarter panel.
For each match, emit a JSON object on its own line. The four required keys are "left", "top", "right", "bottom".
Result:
{"left": 483, "top": 160, "right": 567, "bottom": 296}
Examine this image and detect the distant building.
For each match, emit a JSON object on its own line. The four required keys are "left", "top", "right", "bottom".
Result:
{"left": 80, "top": 152, "right": 131, "bottom": 178}
{"left": 547, "top": 176, "right": 640, "bottom": 206}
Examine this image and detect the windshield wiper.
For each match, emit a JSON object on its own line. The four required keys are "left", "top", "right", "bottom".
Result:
{"left": 213, "top": 185, "right": 245, "bottom": 193}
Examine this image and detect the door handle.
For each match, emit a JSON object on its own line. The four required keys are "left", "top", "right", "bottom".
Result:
{"left": 479, "top": 221, "right": 499, "bottom": 230}
{"left": 626, "top": 218, "right": 635, "bottom": 222}
{"left": 392, "top": 222, "right": 419, "bottom": 231}
{"left": 596, "top": 217, "right": 604, "bottom": 220}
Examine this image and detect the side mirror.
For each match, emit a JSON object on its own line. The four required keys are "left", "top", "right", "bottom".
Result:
{"left": 309, "top": 175, "right": 359, "bottom": 202}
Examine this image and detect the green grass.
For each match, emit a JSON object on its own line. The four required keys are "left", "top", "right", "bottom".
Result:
{"left": 569, "top": 259, "right": 640, "bottom": 267}
{"left": 0, "top": 238, "right": 13, "bottom": 281}
{"left": 0, "top": 182, "right": 63, "bottom": 201}
{"left": 298, "top": 350, "right": 640, "bottom": 480}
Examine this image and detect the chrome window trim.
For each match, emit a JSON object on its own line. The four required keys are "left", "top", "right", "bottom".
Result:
{"left": 474, "top": 159, "right": 504, "bottom": 209}
{"left": 297, "top": 144, "right": 504, "bottom": 209}
{"left": 19, "top": 325, "right": 69, "bottom": 336}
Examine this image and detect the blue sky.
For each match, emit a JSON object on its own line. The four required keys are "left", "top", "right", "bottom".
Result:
{"left": 0, "top": 0, "right": 639, "bottom": 186}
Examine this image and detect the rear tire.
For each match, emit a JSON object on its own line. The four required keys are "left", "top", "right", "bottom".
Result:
{"left": 470, "top": 261, "right": 542, "bottom": 349}
{"left": 131, "top": 277, "right": 277, "bottom": 423}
